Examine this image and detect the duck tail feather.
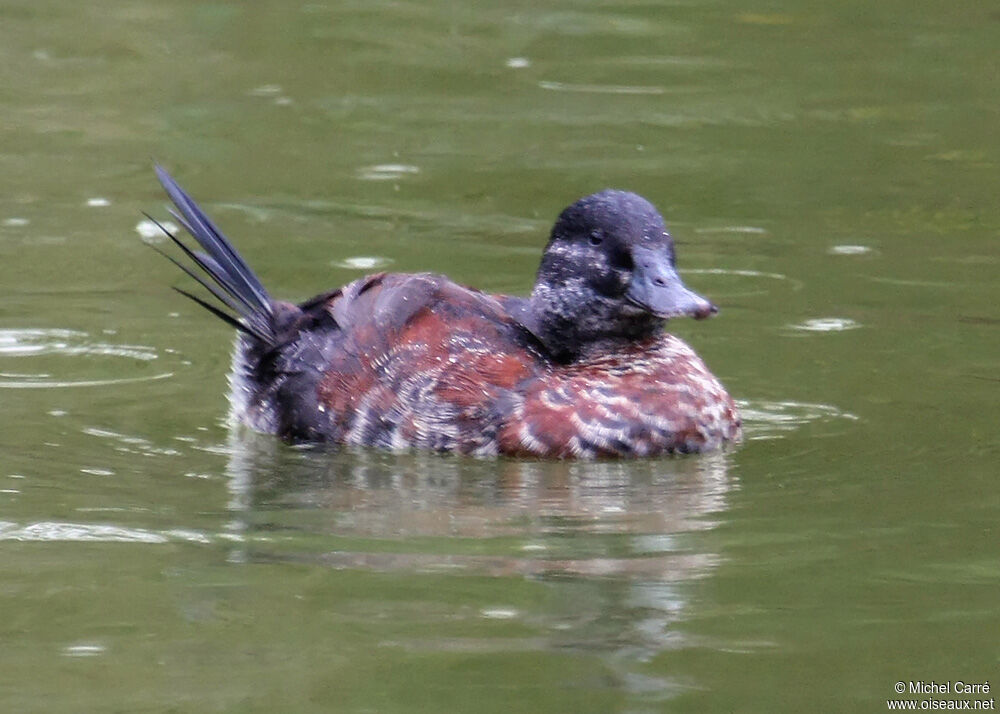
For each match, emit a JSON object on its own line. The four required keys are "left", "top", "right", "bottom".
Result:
{"left": 147, "top": 166, "right": 278, "bottom": 346}
{"left": 172, "top": 288, "right": 272, "bottom": 343}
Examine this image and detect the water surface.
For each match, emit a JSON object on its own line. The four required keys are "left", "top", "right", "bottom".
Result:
{"left": 1, "top": 0, "right": 997, "bottom": 711}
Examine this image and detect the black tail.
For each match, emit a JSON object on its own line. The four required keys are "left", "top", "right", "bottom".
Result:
{"left": 147, "top": 165, "right": 276, "bottom": 346}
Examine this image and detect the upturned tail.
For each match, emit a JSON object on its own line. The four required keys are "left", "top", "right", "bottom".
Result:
{"left": 145, "top": 165, "right": 277, "bottom": 347}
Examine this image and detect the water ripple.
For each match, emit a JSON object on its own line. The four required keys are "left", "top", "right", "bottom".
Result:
{"left": 538, "top": 80, "right": 665, "bottom": 95}
{"left": 0, "top": 520, "right": 219, "bottom": 544}
{"left": 0, "top": 328, "right": 170, "bottom": 389}
{"left": 357, "top": 164, "right": 420, "bottom": 181}
{"left": 685, "top": 267, "right": 793, "bottom": 281}
{"left": 135, "top": 218, "right": 180, "bottom": 240}
{"left": 828, "top": 244, "right": 872, "bottom": 255}
{"left": 683, "top": 268, "right": 804, "bottom": 296}
{"left": 0, "top": 521, "right": 169, "bottom": 543}
{"left": 0, "top": 328, "right": 157, "bottom": 360}
{"left": 0, "top": 373, "right": 173, "bottom": 389}
{"left": 332, "top": 256, "right": 393, "bottom": 270}
{"left": 62, "top": 643, "right": 107, "bottom": 657}
{"left": 788, "top": 318, "right": 861, "bottom": 332}
{"left": 82, "top": 426, "right": 183, "bottom": 457}
{"left": 694, "top": 225, "right": 768, "bottom": 235}
{"left": 738, "top": 399, "right": 859, "bottom": 440}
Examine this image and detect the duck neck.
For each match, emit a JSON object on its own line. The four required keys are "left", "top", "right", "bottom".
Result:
{"left": 526, "top": 282, "right": 663, "bottom": 363}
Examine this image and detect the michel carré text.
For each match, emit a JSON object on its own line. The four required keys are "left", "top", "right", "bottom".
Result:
{"left": 909, "top": 682, "right": 991, "bottom": 695}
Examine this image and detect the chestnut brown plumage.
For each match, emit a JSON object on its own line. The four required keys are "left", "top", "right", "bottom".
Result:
{"left": 151, "top": 167, "right": 741, "bottom": 458}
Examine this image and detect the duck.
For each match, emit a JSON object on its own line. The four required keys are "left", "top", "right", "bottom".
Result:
{"left": 148, "top": 166, "right": 741, "bottom": 458}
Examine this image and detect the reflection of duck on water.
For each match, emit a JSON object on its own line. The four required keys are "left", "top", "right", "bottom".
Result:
{"left": 149, "top": 167, "right": 740, "bottom": 457}
{"left": 221, "top": 431, "right": 734, "bottom": 691}
{"left": 223, "top": 430, "right": 733, "bottom": 580}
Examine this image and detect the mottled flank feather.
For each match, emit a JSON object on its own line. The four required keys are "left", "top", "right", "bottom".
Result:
{"left": 498, "top": 337, "right": 739, "bottom": 458}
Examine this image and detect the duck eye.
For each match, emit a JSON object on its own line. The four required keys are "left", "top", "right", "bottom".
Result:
{"left": 589, "top": 231, "right": 603, "bottom": 246}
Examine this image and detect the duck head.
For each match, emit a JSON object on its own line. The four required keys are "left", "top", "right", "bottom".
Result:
{"left": 528, "top": 190, "right": 716, "bottom": 361}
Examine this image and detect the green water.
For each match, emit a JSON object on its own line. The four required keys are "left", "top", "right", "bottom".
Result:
{"left": 1, "top": 1, "right": 997, "bottom": 711}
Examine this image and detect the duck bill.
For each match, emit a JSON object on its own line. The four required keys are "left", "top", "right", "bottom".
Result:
{"left": 626, "top": 248, "right": 718, "bottom": 320}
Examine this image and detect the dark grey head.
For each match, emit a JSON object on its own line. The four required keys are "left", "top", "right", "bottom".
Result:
{"left": 528, "top": 189, "right": 716, "bottom": 361}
